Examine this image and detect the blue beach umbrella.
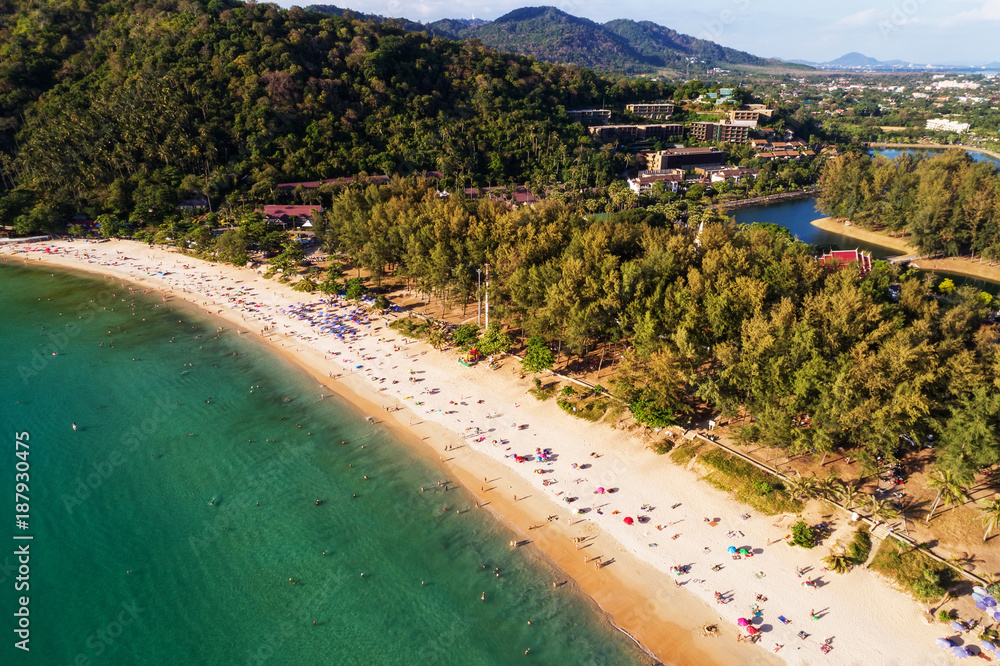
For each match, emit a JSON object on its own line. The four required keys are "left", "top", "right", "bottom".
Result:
{"left": 935, "top": 638, "right": 953, "bottom": 649}
{"left": 973, "top": 592, "right": 986, "bottom": 603}
{"left": 951, "top": 621, "right": 966, "bottom": 632}
{"left": 982, "top": 640, "right": 996, "bottom": 652}
{"left": 976, "top": 601, "right": 988, "bottom": 611}
{"left": 952, "top": 646, "right": 970, "bottom": 659}
{"left": 985, "top": 596, "right": 998, "bottom": 608}
{"left": 727, "top": 546, "right": 736, "bottom": 554}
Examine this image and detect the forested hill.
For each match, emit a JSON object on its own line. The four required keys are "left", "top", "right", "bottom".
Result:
{"left": 0, "top": 0, "right": 669, "bottom": 227}
{"left": 309, "top": 5, "right": 787, "bottom": 73}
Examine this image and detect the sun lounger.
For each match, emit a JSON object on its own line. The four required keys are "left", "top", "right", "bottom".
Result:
{"left": 778, "top": 616, "right": 791, "bottom": 625}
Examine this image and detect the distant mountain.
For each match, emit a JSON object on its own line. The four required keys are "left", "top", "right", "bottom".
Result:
{"left": 309, "top": 4, "right": 795, "bottom": 73}
{"left": 827, "top": 52, "right": 882, "bottom": 67}
{"left": 792, "top": 52, "right": 998, "bottom": 72}
{"left": 602, "top": 18, "right": 772, "bottom": 67}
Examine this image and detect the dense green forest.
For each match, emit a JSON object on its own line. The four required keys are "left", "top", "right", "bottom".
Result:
{"left": 314, "top": 178, "right": 1000, "bottom": 484}
{"left": 817, "top": 150, "right": 1000, "bottom": 258}
{"left": 0, "top": 0, "right": 670, "bottom": 233}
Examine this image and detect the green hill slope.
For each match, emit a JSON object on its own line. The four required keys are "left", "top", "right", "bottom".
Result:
{"left": 0, "top": 0, "right": 672, "bottom": 224}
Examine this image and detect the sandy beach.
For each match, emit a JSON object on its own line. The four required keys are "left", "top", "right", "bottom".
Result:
{"left": 810, "top": 217, "right": 914, "bottom": 255}
{"left": 5, "top": 239, "right": 968, "bottom": 665}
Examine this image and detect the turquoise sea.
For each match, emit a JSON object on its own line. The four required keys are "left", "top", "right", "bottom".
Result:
{"left": 0, "top": 262, "right": 649, "bottom": 666}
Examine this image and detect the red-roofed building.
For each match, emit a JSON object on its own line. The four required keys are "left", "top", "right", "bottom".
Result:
{"left": 261, "top": 205, "right": 323, "bottom": 228}
{"left": 820, "top": 249, "right": 873, "bottom": 275}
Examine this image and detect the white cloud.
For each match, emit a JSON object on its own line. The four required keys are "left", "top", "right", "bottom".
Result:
{"left": 831, "top": 8, "right": 880, "bottom": 29}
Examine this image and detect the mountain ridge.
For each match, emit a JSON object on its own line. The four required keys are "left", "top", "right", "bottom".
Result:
{"left": 308, "top": 4, "right": 797, "bottom": 73}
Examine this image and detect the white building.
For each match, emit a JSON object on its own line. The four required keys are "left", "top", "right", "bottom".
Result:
{"left": 926, "top": 118, "right": 970, "bottom": 133}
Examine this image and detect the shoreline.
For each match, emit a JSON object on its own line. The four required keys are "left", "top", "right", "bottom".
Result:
{"left": 4, "top": 241, "right": 958, "bottom": 665}
{"left": 810, "top": 217, "right": 913, "bottom": 254}
{"left": 811, "top": 217, "right": 1000, "bottom": 285}
{"left": 5, "top": 247, "right": 760, "bottom": 665}
{"left": 868, "top": 141, "right": 1000, "bottom": 163}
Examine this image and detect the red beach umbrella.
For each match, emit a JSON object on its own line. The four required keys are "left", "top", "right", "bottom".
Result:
{"left": 623, "top": 516, "right": 634, "bottom": 525}
{"left": 746, "top": 626, "right": 758, "bottom": 635}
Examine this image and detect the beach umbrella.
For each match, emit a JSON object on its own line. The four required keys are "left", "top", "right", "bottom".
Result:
{"left": 952, "top": 646, "right": 970, "bottom": 659}
{"left": 985, "top": 596, "right": 998, "bottom": 608}
{"left": 951, "top": 621, "right": 966, "bottom": 632}
{"left": 597, "top": 487, "right": 605, "bottom": 494}
{"left": 992, "top": 610, "right": 1000, "bottom": 622}
{"left": 973, "top": 592, "right": 986, "bottom": 603}
{"left": 974, "top": 586, "right": 989, "bottom": 596}
{"left": 976, "top": 601, "right": 988, "bottom": 611}
{"left": 983, "top": 640, "right": 997, "bottom": 652}
{"left": 623, "top": 517, "right": 634, "bottom": 525}
{"left": 745, "top": 626, "right": 758, "bottom": 635}
{"left": 727, "top": 546, "right": 737, "bottom": 554}
{"left": 935, "top": 638, "right": 953, "bottom": 649}
{"left": 739, "top": 548, "right": 749, "bottom": 555}
{"left": 737, "top": 618, "right": 749, "bottom": 627}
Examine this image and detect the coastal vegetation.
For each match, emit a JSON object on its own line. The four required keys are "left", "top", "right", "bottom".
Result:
{"left": 313, "top": 177, "right": 1000, "bottom": 492}
{"left": 870, "top": 538, "right": 956, "bottom": 601}
{"left": 818, "top": 149, "right": 1000, "bottom": 259}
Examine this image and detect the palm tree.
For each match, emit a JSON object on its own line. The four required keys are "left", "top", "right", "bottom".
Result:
{"left": 925, "top": 468, "right": 970, "bottom": 524}
{"left": 823, "top": 550, "right": 852, "bottom": 575}
{"left": 292, "top": 277, "right": 317, "bottom": 293}
{"left": 979, "top": 496, "right": 1000, "bottom": 542}
{"left": 837, "top": 481, "right": 861, "bottom": 511}
{"left": 784, "top": 472, "right": 818, "bottom": 502}
{"left": 869, "top": 496, "right": 899, "bottom": 523}
{"left": 815, "top": 476, "right": 843, "bottom": 503}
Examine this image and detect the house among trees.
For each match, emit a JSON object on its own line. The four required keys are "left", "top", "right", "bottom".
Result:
{"left": 261, "top": 205, "right": 323, "bottom": 229}
{"left": 819, "top": 249, "right": 873, "bottom": 276}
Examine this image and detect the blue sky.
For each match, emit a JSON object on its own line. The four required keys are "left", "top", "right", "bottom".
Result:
{"left": 274, "top": 1, "right": 1000, "bottom": 64}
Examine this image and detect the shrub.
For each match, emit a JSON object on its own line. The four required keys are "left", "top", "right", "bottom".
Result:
{"left": 791, "top": 520, "right": 816, "bottom": 549}
{"left": 345, "top": 277, "right": 365, "bottom": 300}
{"left": 652, "top": 440, "right": 674, "bottom": 455}
{"left": 453, "top": 323, "right": 480, "bottom": 348}
{"left": 628, "top": 391, "right": 675, "bottom": 428}
{"left": 846, "top": 529, "right": 872, "bottom": 564}
{"left": 870, "top": 538, "right": 955, "bottom": 601}
{"left": 696, "top": 449, "right": 802, "bottom": 515}
{"left": 478, "top": 324, "right": 511, "bottom": 355}
{"left": 560, "top": 385, "right": 576, "bottom": 397}
{"left": 938, "top": 610, "right": 952, "bottom": 623}
{"left": 522, "top": 336, "right": 554, "bottom": 372}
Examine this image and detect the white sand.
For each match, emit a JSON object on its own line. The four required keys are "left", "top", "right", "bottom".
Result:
{"left": 6, "top": 240, "right": 962, "bottom": 665}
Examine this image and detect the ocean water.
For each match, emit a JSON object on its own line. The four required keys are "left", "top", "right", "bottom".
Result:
{"left": 0, "top": 262, "right": 648, "bottom": 666}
